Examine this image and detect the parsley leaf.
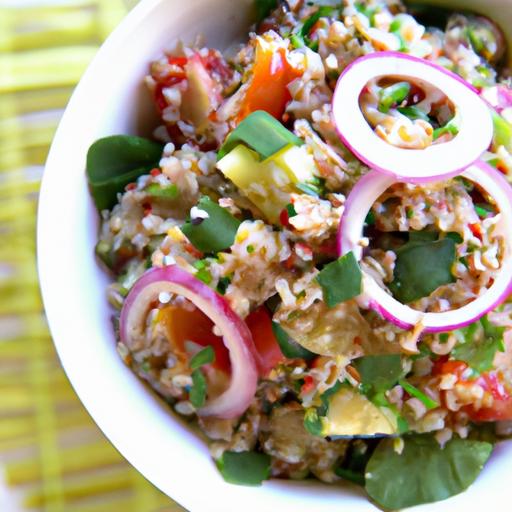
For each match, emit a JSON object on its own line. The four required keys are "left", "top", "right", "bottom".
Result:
{"left": 451, "top": 316, "right": 505, "bottom": 373}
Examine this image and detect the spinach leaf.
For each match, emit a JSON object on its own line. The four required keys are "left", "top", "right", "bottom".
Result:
{"left": 189, "top": 369, "right": 207, "bottom": 408}
{"left": 271, "top": 322, "right": 316, "bottom": 360}
{"left": 316, "top": 252, "right": 362, "bottom": 307}
{"left": 335, "top": 440, "right": 378, "bottom": 486}
{"left": 452, "top": 316, "right": 505, "bottom": 373}
{"left": 353, "top": 354, "right": 403, "bottom": 395}
{"left": 181, "top": 196, "right": 241, "bottom": 253}
{"left": 217, "top": 110, "right": 303, "bottom": 161}
{"left": 86, "top": 135, "right": 163, "bottom": 211}
{"left": 190, "top": 345, "right": 215, "bottom": 370}
{"left": 365, "top": 434, "right": 493, "bottom": 510}
{"left": 389, "top": 236, "right": 456, "bottom": 303}
{"left": 217, "top": 451, "right": 271, "bottom": 486}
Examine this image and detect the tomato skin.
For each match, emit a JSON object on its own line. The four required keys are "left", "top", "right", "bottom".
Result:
{"left": 237, "top": 45, "right": 302, "bottom": 122}
{"left": 162, "top": 305, "right": 230, "bottom": 373}
{"left": 245, "top": 306, "right": 286, "bottom": 376}
{"left": 434, "top": 358, "right": 512, "bottom": 421}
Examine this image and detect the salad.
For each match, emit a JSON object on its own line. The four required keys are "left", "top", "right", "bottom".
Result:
{"left": 86, "top": 0, "right": 512, "bottom": 509}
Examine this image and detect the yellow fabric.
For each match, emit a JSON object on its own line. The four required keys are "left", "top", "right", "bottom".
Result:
{"left": 0, "top": 1, "right": 183, "bottom": 510}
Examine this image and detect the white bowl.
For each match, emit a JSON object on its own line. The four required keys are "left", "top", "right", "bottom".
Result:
{"left": 38, "top": 1, "right": 512, "bottom": 510}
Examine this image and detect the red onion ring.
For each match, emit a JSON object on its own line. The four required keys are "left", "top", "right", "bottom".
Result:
{"left": 338, "top": 161, "right": 512, "bottom": 333}
{"left": 332, "top": 52, "right": 493, "bottom": 183}
{"left": 120, "top": 265, "right": 258, "bottom": 418}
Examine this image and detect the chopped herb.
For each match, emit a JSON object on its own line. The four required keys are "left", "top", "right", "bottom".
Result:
{"left": 304, "top": 408, "right": 324, "bottom": 436}
{"left": 190, "top": 345, "right": 215, "bottom": 370}
{"left": 286, "top": 203, "right": 297, "bottom": 218}
{"left": 271, "top": 321, "right": 316, "bottom": 360}
{"left": 452, "top": 316, "right": 505, "bottom": 373}
{"left": 475, "top": 203, "right": 494, "bottom": 218}
{"left": 364, "top": 210, "right": 375, "bottom": 226}
{"left": 399, "top": 379, "right": 438, "bottom": 409}
{"left": 86, "top": 135, "right": 164, "bottom": 211}
{"left": 217, "top": 110, "right": 303, "bottom": 161}
{"left": 296, "top": 177, "right": 326, "bottom": 197}
{"left": 316, "top": 252, "right": 362, "bottom": 307}
{"left": 353, "top": 354, "right": 403, "bottom": 395}
{"left": 189, "top": 369, "right": 207, "bottom": 408}
{"left": 217, "top": 451, "right": 271, "bottom": 486}
{"left": 378, "top": 82, "right": 411, "bottom": 114}
{"left": 406, "top": 207, "right": 414, "bottom": 219}
{"left": 433, "top": 119, "right": 459, "bottom": 140}
{"left": 217, "top": 276, "right": 231, "bottom": 295}
{"left": 389, "top": 235, "right": 456, "bottom": 303}
{"left": 365, "top": 434, "right": 493, "bottom": 510}
{"left": 397, "top": 105, "right": 430, "bottom": 122}
{"left": 195, "top": 267, "right": 212, "bottom": 284}
{"left": 491, "top": 110, "right": 512, "bottom": 151}
{"left": 246, "top": 244, "right": 255, "bottom": 254}
{"left": 181, "top": 196, "right": 241, "bottom": 253}
{"left": 144, "top": 183, "right": 178, "bottom": 199}
{"left": 291, "top": 5, "right": 336, "bottom": 49}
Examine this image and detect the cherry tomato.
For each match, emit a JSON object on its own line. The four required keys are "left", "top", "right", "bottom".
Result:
{"left": 237, "top": 45, "right": 302, "bottom": 122}
{"left": 245, "top": 306, "right": 286, "bottom": 376}
{"left": 161, "top": 305, "right": 230, "bottom": 373}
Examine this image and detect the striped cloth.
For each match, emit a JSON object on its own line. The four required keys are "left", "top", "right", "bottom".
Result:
{"left": 0, "top": 1, "right": 183, "bottom": 510}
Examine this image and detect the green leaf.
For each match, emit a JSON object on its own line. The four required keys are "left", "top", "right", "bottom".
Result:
{"left": 271, "top": 322, "right": 317, "bottom": 360}
{"left": 316, "top": 252, "right": 362, "bottom": 307}
{"left": 389, "top": 236, "right": 456, "bottom": 303}
{"left": 301, "top": 6, "right": 335, "bottom": 38}
{"left": 433, "top": 119, "right": 459, "bottom": 140}
{"left": 190, "top": 345, "right": 216, "bottom": 370}
{"left": 217, "top": 110, "right": 303, "bottom": 161}
{"left": 255, "top": 0, "right": 277, "bottom": 22}
{"left": 217, "top": 451, "right": 271, "bottom": 486}
{"left": 452, "top": 316, "right": 505, "bottom": 373}
{"left": 378, "top": 82, "right": 411, "bottom": 113}
{"left": 86, "top": 135, "right": 164, "bottom": 211}
{"left": 335, "top": 440, "right": 376, "bottom": 486}
{"left": 491, "top": 110, "right": 512, "bottom": 151}
{"left": 189, "top": 369, "right": 207, "bottom": 408}
{"left": 144, "top": 183, "right": 178, "bottom": 199}
{"left": 399, "top": 379, "right": 439, "bottom": 409}
{"left": 304, "top": 408, "right": 324, "bottom": 436}
{"left": 397, "top": 105, "right": 430, "bottom": 122}
{"left": 365, "top": 434, "right": 493, "bottom": 509}
{"left": 353, "top": 355, "right": 403, "bottom": 395}
{"left": 181, "top": 196, "right": 241, "bottom": 253}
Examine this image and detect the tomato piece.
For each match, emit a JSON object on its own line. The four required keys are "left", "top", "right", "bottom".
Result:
{"left": 245, "top": 306, "right": 285, "bottom": 376}
{"left": 237, "top": 44, "right": 302, "bottom": 122}
{"left": 161, "top": 305, "right": 230, "bottom": 373}
{"left": 469, "top": 371, "right": 512, "bottom": 421}
{"left": 434, "top": 358, "right": 512, "bottom": 421}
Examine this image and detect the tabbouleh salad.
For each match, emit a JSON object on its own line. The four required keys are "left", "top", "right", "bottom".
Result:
{"left": 86, "top": 0, "right": 512, "bottom": 509}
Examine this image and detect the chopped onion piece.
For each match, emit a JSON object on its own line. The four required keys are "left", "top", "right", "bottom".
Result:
{"left": 332, "top": 52, "right": 493, "bottom": 182}
{"left": 338, "top": 161, "right": 512, "bottom": 332}
{"left": 120, "top": 265, "right": 258, "bottom": 418}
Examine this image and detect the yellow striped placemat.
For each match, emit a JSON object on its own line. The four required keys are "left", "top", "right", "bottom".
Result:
{"left": 0, "top": 1, "right": 184, "bottom": 510}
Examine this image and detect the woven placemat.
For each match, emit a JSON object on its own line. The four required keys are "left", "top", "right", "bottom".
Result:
{"left": 0, "top": 1, "right": 184, "bottom": 510}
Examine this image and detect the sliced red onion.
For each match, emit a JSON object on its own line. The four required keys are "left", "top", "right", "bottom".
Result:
{"left": 338, "top": 161, "right": 512, "bottom": 333}
{"left": 481, "top": 84, "right": 512, "bottom": 115}
{"left": 332, "top": 52, "right": 493, "bottom": 182}
{"left": 120, "top": 265, "right": 258, "bottom": 418}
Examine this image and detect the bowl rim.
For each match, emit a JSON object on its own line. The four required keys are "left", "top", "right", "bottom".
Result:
{"left": 37, "top": 0, "right": 512, "bottom": 511}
